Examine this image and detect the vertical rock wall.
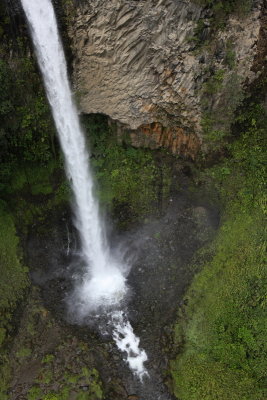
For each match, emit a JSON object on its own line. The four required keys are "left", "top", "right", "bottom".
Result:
{"left": 67, "top": 0, "right": 264, "bottom": 157}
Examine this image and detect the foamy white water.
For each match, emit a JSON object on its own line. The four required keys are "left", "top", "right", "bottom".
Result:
{"left": 112, "top": 312, "right": 149, "bottom": 380}
{"left": 21, "top": 0, "right": 148, "bottom": 378}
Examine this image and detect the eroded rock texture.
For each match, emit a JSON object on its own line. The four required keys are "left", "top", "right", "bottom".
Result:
{"left": 67, "top": 0, "right": 264, "bottom": 157}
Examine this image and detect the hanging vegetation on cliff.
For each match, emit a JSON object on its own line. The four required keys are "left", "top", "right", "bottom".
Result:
{"left": 171, "top": 90, "right": 267, "bottom": 399}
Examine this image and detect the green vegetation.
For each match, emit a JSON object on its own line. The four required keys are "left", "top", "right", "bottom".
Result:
{"left": 171, "top": 95, "right": 266, "bottom": 398}
{"left": 0, "top": 56, "right": 55, "bottom": 168}
{"left": 0, "top": 11, "right": 68, "bottom": 221}
{"left": 0, "top": 205, "right": 29, "bottom": 347}
{"left": 0, "top": 204, "right": 29, "bottom": 399}
{"left": 224, "top": 40, "right": 236, "bottom": 69}
{"left": 0, "top": 26, "right": 70, "bottom": 228}
{"left": 83, "top": 114, "right": 171, "bottom": 226}
{"left": 0, "top": 15, "right": 70, "bottom": 398}
{"left": 42, "top": 354, "right": 55, "bottom": 364}
{"left": 0, "top": 357, "right": 11, "bottom": 400}
{"left": 0, "top": 9, "right": 67, "bottom": 222}
{"left": 201, "top": 69, "right": 243, "bottom": 147}
{"left": 15, "top": 347, "right": 31, "bottom": 359}
{"left": 191, "top": 0, "right": 252, "bottom": 44}
{"left": 28, "top": 387, "right": 70, "bottom": 400}
{"left": 2, "top": 161, "right": 71, "bottom": 232}
{"left": 26, "top": 367, "right": 103, "bottom": 400}
{"left": 27, "top": 386, "right": 43, "bottom": 400}
{"left": 0, "top": 54, "right": 68, "bottom": 218}
{"left": 194, "top": 0, "right": 252, "bottom": 15}
{"left": 203, "top": 69, "right": 225, "bottom": 95}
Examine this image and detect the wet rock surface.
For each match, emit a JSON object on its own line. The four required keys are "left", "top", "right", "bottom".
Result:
{"left": 8, "top": 288, "right": 105, "bottom": 400}
{"left": 114, "top": 190, "right": 218, "bottom": 399}
{"left": 16, "top": 172, "right": 219, "bottom": 400}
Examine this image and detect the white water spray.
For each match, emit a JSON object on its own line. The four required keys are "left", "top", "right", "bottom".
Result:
{"left": 112, "top": 312, "right": 148, "bottom": 380}
{"left": 21, "top": 0, "right": 148, "bottom": 378}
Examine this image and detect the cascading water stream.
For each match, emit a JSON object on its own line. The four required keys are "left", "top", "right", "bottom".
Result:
{"left": 21, "top": 0, "right": 148, "bottom": 379}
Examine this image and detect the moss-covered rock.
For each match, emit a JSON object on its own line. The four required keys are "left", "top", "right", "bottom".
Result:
{"left": 0, "top": 203, "right": 29, "bottom": 399}
{"left": 170, "top": 90, "right": 267, "bottom": 400}
{"left": 0, "top": 204, "right": 29, "bottom": 347}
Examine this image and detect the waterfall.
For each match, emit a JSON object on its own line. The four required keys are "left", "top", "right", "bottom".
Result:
{"left": 20, "top": 0, "right": 126, "bottom": 309}
{"left": 21, "top": 0, "right": 148, "bottom": 379}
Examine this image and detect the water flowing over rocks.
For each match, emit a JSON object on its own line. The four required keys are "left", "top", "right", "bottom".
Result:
{"left": 67, "top": 0, "right": 264, "bottom": 157}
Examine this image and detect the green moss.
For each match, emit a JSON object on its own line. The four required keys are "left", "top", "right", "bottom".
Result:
{"left": 172, "top": 209, "right": 266, "bottom": 399}
{"left": 76, "top": 387, "right": 103, "bottom": 400}
{"left": 42, "top": 354, "right": 55, "bottom": 364}
{"left": 189, "top": 1, "right": 252, "bottom": 50}
{"left": 1, "top": 161, "right": 70, "bottom": 233}
{"left": 204, "top": 69, "right": 225, "bottom": 95}
{"left": 28, "top": 386, "right": 70, "bottom": 400}
{"left": 59, "top": 388, "right": 70, "bottom": 400}
{"left": 4, "top": 161, "right": 56, "bottom": 195}
{"left": 26, "top": 363, "right": 103, "bottom": 400}
{"left": 90, "top": 381, "right": 103, "bottom": 399}
{"left": 53, "top": 180, "right": 71, "bottom": 206}
{"left": 43, "top": 394, "right": 59, "bottom": 400}
{"left": 26, "top": 321, "right": 36, "bottom": 336}
{"left": 38, "top": 369, "right": 53, "bottom": 385}
{"left": 171, "top": 92, "right": 267, "bottom": 399}
{"left": 0, "top": 204, "right": 29, "bottom": 398}
{"left": 79, "top": 368, "right": 103, "bottom": 399}
{"left": 16, "top": 347, "right": 31, "bottom": 359}
{"left": 224, "top": 40, "right": 236, "bottom": 69}
{"left": 76, "top": 394, "right": 88, "bottom": 400}
{"left": 64, "top": 373, "right": 78, "bottom": 384}
{"left": 0, "top": 57, "right": 55, "bottom": 167}
{"left": 0, "top": 204, "right": 29, "bottom": 346}
{"left": 192, "top": 0, "right": 252, "bottom": 32}
{"left": 201, "top": 70, "right": 243, "bottom": 147}
{"left": 0, "top": 362, "right": 11, "bottom": 400}
{"left": 0, "top": 32, "right": 67, "bottom": 230}
{"left": 27, "top": 386, "right": 42, "bottom": 400}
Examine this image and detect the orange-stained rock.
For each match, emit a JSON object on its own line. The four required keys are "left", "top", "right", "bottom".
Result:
{"left": 129, "top": 122, "right": 201, "bottom": 159}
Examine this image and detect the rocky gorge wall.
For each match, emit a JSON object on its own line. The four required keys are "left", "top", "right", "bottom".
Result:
{"left": 65, "top": 0, "right": 265, "bottom": 158}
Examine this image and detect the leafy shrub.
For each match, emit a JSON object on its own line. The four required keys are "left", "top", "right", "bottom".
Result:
{"left": 83, "top": 114, "right": 171, "bottom": 225}
{"left": 0, "top": 58, "right": 56, "bottom": 166}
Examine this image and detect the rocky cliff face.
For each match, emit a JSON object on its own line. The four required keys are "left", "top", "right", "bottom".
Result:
{"left": 66, "top": 0, "right": 265, "bottom": 157}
